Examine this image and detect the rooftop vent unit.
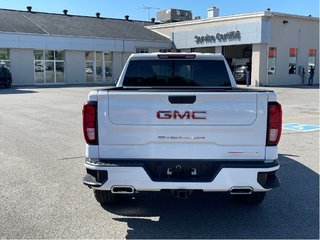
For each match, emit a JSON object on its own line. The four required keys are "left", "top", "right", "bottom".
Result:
{"left": 26, "top": 6, "right": 32, "bottom": 12}
{"left": 208, "top": 7, "right": 219, "bottom": 18}
{"left": 63, "top": 9, "right": 68, "bottom": 15}
{"left": 157, "top": 9, "right": 192, "bottom": 23}
{"left": 96, "top": 12, "right": 101, "bottom": 18}
{"left": 124, "top": 15, "right": 129, "bottom": 20}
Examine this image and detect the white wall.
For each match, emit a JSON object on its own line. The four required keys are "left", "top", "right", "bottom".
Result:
{"left": 10, "top": 49, "right": 34, "bottom": 86}
{"left": 268, "top": 15, "right": 319, "bottom": 86}
{"left": 0, "top": 33, "right": 172, "bottom": 53}
{"left": 65, "top": 51, "right": 85, "bottom": 84}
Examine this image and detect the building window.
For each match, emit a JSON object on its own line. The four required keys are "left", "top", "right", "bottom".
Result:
{"left": 289, "top": 48, "right": 297, "bottom": 74}
{"left": 136, "top": 48, "right": 149, "bottom": 53}
{"left": 85, "top": 51, "right": 113, "bottom": 82}
{"left": 268, "top": 47, "right": 276, "bottom": 75}
{"left": 85, "top": 51, "right": 94, "bottom": 82}
{"left": 0, "top": 48, "right": 10, "bottom": 69}
{"left": 104, "top": 52, "right": 113, "bottom": 81}
{"left": 34, "top": 50, "right": 65, "bottom": 84}
{"left": 308, "top": 49, "right": 317, "bottom": 73}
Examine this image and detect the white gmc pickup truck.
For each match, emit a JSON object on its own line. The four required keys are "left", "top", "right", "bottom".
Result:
{"left": 82, "top": 53, "right": 282, "bottom": 205}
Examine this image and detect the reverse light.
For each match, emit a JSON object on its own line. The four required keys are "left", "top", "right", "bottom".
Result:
{"left": 82, "top": 101, "right": 98, "bottom": 145}
{"left": 267, "top": 102, "right": 282, "bottom": 146}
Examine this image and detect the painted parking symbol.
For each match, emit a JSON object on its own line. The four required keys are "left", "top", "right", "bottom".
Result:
{"left": 283, "top": 123, "right": 320, "bottom": 132}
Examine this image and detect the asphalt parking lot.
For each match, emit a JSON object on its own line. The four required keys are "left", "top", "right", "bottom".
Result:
{"left": 0, "top": 85, "right": 319, "bottom": 239}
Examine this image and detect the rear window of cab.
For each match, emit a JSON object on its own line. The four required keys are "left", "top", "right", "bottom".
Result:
{"left": 123, "top": 60, "right": 231, "bottom": 87}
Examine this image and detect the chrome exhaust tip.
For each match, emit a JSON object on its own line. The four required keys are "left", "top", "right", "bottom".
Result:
{"left": 229, "top": 187, "right": 253, "bottom": 195}
{"left": 111, "top": 186, "right": 135, "bottom": 194}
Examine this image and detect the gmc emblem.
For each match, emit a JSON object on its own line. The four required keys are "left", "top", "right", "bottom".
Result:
{"left": 157, "top": 110, "right": 207, "bottom": 120}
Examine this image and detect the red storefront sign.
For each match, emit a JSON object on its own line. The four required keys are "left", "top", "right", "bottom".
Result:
{"left": 289, "top": 48, "right": 297, "bottom": 57}
{"left": 269, "top": 48, "right": 276, "bottom": 58}
{"left": 309, "top": 49, "right": 316, "bottom": 56}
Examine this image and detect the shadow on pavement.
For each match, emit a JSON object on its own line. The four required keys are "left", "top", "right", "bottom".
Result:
{"left": 103, "top": 154, "right": 319, "bottom": 239}
{"left": 267, "top": 84, "right": 319, "bottom": 89}
{"left": 0, "top": 88, "right": 38, "bottom": 94}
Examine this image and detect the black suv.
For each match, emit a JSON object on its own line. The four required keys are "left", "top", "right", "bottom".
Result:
{"left": 233, "top": 66, "right": 248, "bottom": 84}
{"left": 0, "top": 66, "right": 12, "bottom": 88}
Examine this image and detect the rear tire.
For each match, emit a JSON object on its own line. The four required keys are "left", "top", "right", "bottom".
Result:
{"left": 5, "top": 79, "right": 11, "bottom": 88}
{"left": 93, "top": 190, "right": 117, "bottom": 204}
{"left": 235, "top": 192, "right": 266, "bottom": 205}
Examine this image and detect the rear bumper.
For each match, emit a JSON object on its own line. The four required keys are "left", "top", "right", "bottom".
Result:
{"left": 83, "top": 158, "right": 280, "bottom": 192}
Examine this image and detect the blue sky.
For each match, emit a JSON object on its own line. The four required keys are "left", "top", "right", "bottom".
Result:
{"left": 0, "top": 0, "right": 318, "bottom": 20}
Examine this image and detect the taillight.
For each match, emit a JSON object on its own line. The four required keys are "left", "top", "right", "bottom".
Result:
{"left": 267, "top": 102, "right": 282, "bottom": 146}
{"left": 82, "top": 101, "right": 98, "bottom": 145}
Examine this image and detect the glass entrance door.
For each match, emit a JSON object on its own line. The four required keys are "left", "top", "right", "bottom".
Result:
{"left": 85, "top": 51, "right": 113, "bottom": 83}
{"left": 34, "top": 50, "right": 65, "bottom": 84}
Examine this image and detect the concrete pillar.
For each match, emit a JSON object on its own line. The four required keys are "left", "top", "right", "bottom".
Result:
{"left": 251, "top": 43, "right": 268, "bottom": 86}
{"left": 112, "top": 52, "right": 132, "bottom": 82}
{"left": 112, "top": 52, "right": 123, "bottom": 81}
{"left": 215, "top": 46, "right": 223, "bottom": 54}
{"left": 65, "top": 51, "right": 85, "bottom": 84}
{"left": 10, "top": 48, "right": 34, "bottom": 86}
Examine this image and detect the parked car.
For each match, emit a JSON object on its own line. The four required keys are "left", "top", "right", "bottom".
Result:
{"left": 85, "top": 67, "right": 93, "bottom": 74}
{"left": 0, "top": 66, "right": 12, "bottom": 88}
{"left": 35, "top": 64, "right": 44, "bottom": 72}
{"left": 233, "top": 65, "right": 248, "bottom": 84}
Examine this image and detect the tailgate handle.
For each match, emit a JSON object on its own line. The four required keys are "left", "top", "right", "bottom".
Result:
{"left": 168, "top": 96, "right": 196, "bottom": 104}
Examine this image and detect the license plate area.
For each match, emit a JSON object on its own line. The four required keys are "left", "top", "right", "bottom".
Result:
{"left": 144, "top": 161, "right": 221, "bottom": 182}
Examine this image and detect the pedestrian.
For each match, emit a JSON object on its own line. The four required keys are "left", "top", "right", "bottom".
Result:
{"left": 301, "top": 67, "right": 305, "bottom": 84}
{"left": 308, "top": 66, "right": 315, "bottom": 86}
{"left": 289, "top": 65, "right": 295, "bottom": 74}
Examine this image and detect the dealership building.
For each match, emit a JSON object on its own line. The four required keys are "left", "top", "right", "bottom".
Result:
{"left": 0, "top": 7, "right": 318, "bottom": 86}
{"left": 0, "top": 8, "right": 172, "bottom": 86}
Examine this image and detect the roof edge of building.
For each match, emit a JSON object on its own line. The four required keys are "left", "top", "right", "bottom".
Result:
{"left": 0, "top": 8, "right": 158, "bottom": 25}
{"left": 0, "top": 30, "right": 171, "bottom": 43}
{"left": 271, "top": 11, "right": 319, "bottom": 21}
{"left": 147, "top": 10, "right": 319, "bottom": 29}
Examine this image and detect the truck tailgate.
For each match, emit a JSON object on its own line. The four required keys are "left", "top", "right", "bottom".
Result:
{"left": 97, "top": 90, "right": 269, "bottom": 160}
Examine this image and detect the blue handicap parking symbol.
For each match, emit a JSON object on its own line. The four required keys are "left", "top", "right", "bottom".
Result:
{"left": 283, "top": 123, "right": 320, "bottom": 132}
